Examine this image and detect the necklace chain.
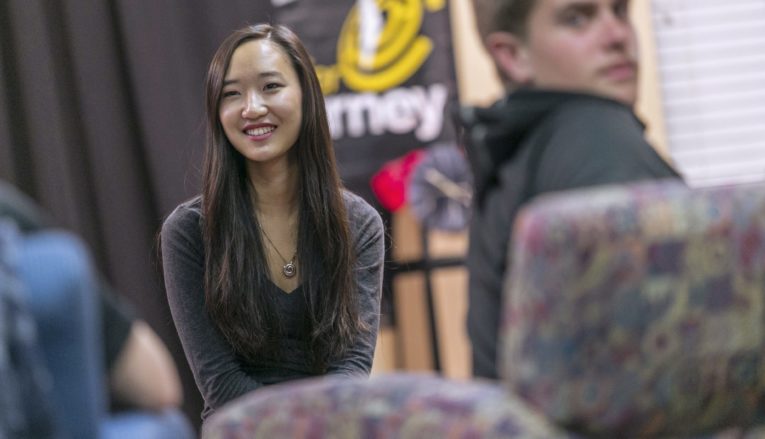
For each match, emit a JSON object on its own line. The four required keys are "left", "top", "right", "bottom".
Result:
{"left": 259, "top": 226, "right": 297, "bottom": 278}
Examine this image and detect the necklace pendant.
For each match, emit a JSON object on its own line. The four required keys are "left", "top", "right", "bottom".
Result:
{"left": 282, "top": 261, "right": 296, "bottom": 278}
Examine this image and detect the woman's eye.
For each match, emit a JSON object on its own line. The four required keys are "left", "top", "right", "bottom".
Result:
{"left": 264, "top": 83, "right": 282, "bottom": 91}
{"left": 222, "top": 90, "right": 240, "bottom": 98}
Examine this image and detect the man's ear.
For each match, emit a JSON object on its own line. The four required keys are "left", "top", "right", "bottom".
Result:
{"left": 484, "top": 31, "right": 533, "bottom": 84}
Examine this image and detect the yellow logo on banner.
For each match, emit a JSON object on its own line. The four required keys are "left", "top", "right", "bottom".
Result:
{"left": 317, "top": 0, "right": 445, "bottom": 95}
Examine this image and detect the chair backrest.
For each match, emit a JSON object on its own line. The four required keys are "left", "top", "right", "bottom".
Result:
{"left": 501, "top": 179, "right": 765, "bottom": 437}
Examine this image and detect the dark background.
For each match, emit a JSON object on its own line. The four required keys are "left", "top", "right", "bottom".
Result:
{"left": 276, "top": 0, "right": 458, "bottom": 203}
{"left": 0, "top": 0, "right": 275, "bottom": 427}
{"left": 0, "top": 0, "right": 457, "bottom": 430}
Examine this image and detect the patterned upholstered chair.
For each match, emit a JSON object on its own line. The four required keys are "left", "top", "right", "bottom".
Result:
{"left": 204, "top": 374, "right": 571, "bottom": 438}
{"left": 204, "top": 180, "right": 765, "bottom": 439}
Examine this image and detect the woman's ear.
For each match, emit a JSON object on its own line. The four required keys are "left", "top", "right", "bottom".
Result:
{"left": 484, "top": 31, "right": 534, "bottom": 85}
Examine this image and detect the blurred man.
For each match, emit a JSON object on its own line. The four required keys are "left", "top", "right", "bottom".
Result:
{"left": 463, "top": 0, "right": 681, "bottom": 378}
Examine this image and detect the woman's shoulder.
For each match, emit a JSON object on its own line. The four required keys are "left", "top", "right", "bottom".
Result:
{"left": 341, "top": 189, "right": 380, "bottom": 220}
{"left": 341, "top": 190, "right": 383, "bottom": 235}
{"left": 162, "top": 195, "right": 203, "bottom": 236}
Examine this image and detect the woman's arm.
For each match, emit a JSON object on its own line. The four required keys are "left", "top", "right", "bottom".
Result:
{"left": 326, "top": 197, "right": 385, "bottom": 376}
{"left": 161, "top": 203, "right": 263, "bottom": 412}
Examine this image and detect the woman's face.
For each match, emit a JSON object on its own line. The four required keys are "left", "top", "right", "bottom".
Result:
{"left": 219, "top": 39, "right": 303, "bottom": 166}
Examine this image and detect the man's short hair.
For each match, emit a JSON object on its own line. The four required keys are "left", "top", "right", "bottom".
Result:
{"left": 472, "top": 0, "right": 536, "bottom": 40}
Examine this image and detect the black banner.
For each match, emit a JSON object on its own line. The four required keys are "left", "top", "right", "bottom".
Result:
{"left": 275, "top": 0, "right": 458, "bottom": 204}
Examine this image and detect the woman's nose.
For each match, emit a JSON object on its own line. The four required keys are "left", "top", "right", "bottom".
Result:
{"left": 242, "top": 94, "right": 267, "bottom": 118}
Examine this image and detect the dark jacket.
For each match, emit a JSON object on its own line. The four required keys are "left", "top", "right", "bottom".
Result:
{"left": 462, "top": 89, "right": 681, "bottom": 379}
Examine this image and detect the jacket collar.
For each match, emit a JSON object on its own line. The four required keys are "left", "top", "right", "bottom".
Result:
{"left": 458, "top": 88, "right": 637, "bottom": 206}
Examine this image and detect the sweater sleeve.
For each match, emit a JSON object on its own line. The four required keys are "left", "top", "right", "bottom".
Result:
{"left": 160, "top": 201, "right": 262, "bottom": 415}
{"left": 326, "top": 193, "right": 385, "bottom": 376}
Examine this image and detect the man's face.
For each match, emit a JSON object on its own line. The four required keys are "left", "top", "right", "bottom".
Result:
{"left": 505, "top": 0, "right": 638, "bottom": 104}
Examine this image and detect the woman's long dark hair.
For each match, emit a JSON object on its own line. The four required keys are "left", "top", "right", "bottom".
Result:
{"left": 202, "top": 24, "right": 361, "bottom": 371}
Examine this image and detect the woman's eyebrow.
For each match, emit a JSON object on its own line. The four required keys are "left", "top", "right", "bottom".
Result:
{"left": 223, "top": 71, "right": 284, "bottom": 86}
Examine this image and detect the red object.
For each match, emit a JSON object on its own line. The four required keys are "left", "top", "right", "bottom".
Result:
{"left": 370, "top": 149, "right": 425, "bottom": 212}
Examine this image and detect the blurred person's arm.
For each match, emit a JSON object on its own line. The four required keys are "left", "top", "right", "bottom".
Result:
{"left": 1, "top": 180, "right": 183, "bottom": 410}
{"left": 109, "top": 321, "right": 183, "bottom": 410}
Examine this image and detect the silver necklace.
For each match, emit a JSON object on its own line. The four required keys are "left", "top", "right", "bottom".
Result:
{"left": 260, "top": 227, "right": 297, "bottom": 278}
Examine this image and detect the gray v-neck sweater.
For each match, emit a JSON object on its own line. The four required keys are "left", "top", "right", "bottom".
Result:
{"left": 161, "top": 190, "right": 384, "bottom": 421}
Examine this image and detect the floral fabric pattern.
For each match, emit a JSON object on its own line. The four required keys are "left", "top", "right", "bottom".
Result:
{"left": 502, "top": 180, "right": 765, "bottom": 437}
{"left": 203, "top": 374, "right": 573, "bottom": 439}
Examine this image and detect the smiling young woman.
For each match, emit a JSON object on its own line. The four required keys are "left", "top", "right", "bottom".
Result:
{"left": 160, "top": 23, "right": 384, "bottom": 423}
{"left": 218, "top": 38, "right": 303, "bottom": 168}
